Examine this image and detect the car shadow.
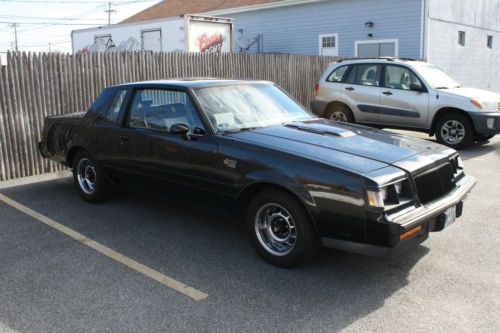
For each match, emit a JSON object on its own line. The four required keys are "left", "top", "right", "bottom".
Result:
{"left": 0, "top": 178, "right": 430, "bottom": 332}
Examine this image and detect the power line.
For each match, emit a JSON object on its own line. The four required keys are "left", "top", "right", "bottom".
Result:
{"left": 0, "top": 0, "right": 157, "bottom": 3}
{"left": 0, "top": 21, "right": 108, "bottom": 25}
{"left": 0, "top": 15, "right": 108, "bottom": 21}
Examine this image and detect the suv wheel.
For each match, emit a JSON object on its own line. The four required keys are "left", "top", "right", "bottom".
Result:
{"left": 73, "top": 151, "right": 113, "bottom": 202}
{"left": 326, "top": 105, "right": 354, "bottom": 123}
{"left": 246, "top": 189, "right": 320, "bottom": 268}
{"left": 435, "top": 114, "right": 474, "bottom": 149}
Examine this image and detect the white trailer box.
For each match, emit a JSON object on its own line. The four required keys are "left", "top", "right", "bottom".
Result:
{"left": 71, "top": 15, "right": 234, "bottom": 54}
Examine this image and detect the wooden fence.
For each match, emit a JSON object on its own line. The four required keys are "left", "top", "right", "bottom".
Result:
{"left": 0, "top": 52, "right": 337, "bottom": 181}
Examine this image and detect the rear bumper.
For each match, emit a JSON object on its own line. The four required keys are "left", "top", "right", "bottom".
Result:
{"left": 468, "top": 111, "right": 500, "bottom": 135}
{"left": 310, "top": 99, "right": 328, "bottom": 117}
{"left": 321, "top": 175, "right": 476, "bottom": 258}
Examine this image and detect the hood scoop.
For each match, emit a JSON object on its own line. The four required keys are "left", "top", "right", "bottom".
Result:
{"left": 285, "top": 123, "right": 357, "bottom": 138}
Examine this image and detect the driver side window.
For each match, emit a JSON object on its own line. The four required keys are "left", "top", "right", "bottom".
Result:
{"left": 128, "top": 89, "right": 206, "bottom": 135}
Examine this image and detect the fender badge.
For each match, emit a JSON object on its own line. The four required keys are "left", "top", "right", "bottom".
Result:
{"left": 224, "top": 158, "right": 237, "bottom": 169}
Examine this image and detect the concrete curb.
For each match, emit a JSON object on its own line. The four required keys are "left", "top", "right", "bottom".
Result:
{"left": 0, "top": 171, "right": 72, "bottom": 190}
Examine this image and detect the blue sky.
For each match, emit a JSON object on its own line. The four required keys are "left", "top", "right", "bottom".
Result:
{"left": 0, "top": 0, "right": 162, "bottom": 55}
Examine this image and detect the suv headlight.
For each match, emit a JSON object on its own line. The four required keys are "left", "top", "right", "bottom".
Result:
{"left": 470, "top": 98, "right": 497, "bottom": 111}
{"left": 366, "top": 178, "right": 409, "bottom": 208}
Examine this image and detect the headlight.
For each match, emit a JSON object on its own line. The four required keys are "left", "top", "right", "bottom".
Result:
{"left": 470, "top": 98, "right": 497, "bottom": 111}
{"left": 366, "top": 178, "right": 409, "bottom": 208}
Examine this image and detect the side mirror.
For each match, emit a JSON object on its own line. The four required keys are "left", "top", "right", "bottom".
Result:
{"left": 170, "top": 123, "right": 190, "bottom": 140}
{"left": 410, "top": 83, "right": 425, "bottom": 93}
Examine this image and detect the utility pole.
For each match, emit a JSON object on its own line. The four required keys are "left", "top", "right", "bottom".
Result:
{"left": 48, "top": 42, "right": 52, "bottom": 52}
{"left": 104, "top": 2, "right": 116, "bottom": 26}
{"left": 8, "top": 23, "right": 19, "bottom": 52}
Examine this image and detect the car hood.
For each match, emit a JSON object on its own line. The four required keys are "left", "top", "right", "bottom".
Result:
{"left": 440, "top": 87, "right": 500, "bottom": 103}
{"left": 227, "top": 119, "right": 448, "bottom": 174}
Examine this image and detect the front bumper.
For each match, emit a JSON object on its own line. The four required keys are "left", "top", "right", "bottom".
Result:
{"left": 468, "top": 111, "right": 500, "bottom": 135}
{"left": 321, "top": 175, "right": 476, "bottom": 258}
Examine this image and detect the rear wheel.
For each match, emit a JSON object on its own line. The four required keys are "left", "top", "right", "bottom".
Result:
{"left": 435, "top": 113, "right": 474, "bottom": 149}
{"left": 326, "top": 105, "right": 354, "bottom": 123}
{"left": 246, "top": 189, "right": 320, "bottom": 268}
{"left": 72, "top": 151, "right": 113, "bottom": 202}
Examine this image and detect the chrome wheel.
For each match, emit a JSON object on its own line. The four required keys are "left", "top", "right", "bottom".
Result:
{"left": 77, "top": 158, "right": 97, "bottom": 195}
{"left": 254, "top": 203, "right": 297, "bottom": 256}
{"left": 441, "top": 120, "right": 465, "bottom": 145}
{"left": 330, "top": 111, "right": 348, "bottom": 122}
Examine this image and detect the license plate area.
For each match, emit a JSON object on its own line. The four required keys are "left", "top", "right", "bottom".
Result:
{"left": 444, "top": 206, "right": 457, "bottom": 228}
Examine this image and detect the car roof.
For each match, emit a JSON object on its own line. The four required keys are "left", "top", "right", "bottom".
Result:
{"left": 330, "top": 58, "right": 427, "bottom": 66}
{"left": 109, "top": 78, "right": 273, "bottom": 89}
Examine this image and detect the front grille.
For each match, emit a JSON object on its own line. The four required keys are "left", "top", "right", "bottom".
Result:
{"left": 414, "top": 162, "right": 456, "bottom": 205}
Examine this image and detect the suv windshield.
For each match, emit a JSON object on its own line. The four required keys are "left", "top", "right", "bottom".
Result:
{"left": 194, "top": 84, "right": 314, "bottom": 132}
{"left": 413, "top": 63, "right": 461, "bottom": 89}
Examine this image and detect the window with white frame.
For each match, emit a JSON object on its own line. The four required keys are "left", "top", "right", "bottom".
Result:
{"left": 319, "top": 34, "right": 338, "bottom": 56}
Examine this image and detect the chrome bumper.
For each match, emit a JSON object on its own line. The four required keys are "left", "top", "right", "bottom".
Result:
{"left": 386, "top": 175, "right": 477, "bottom": 231}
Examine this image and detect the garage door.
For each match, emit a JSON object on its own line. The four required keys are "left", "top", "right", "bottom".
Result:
{"left": 356, "top": 40, "right": 397, "bottom": 57}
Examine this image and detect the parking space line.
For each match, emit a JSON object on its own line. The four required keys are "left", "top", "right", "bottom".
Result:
{"left": 0, "top": 193, "right": 208, "bottom": 301}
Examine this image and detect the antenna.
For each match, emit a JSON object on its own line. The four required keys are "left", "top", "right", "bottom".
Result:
{"left": 104, "top": 2, "right": 116, "bottom": 26}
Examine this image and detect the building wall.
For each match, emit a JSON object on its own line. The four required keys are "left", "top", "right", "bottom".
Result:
{"left": 426, "top": 0, "right": 500, "bottom": 92}
{"left": 221, "top": 0, "right": 423, "bottom": 58}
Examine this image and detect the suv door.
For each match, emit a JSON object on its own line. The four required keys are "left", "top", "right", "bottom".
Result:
{"left": 341, "top": 64, "right": 382, "bottom": 124}
{"left": 379, "top": 64, "right": 429, "bottom": 128}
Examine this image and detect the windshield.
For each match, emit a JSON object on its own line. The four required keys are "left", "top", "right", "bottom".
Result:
{"left": 414, "top": 63, "right": 461, "bottom": 89}
{"left": 194, "top": 84, "right": 314, "bottom": 133}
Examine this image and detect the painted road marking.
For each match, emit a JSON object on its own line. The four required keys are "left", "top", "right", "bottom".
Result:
{"left": 0, "top": 193, "right": 208, "bottom": 301}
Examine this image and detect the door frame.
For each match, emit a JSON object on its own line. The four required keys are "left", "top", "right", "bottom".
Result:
{"left": 319, "top": 33, "right": 339, "bottom": 56}
{"left": 354, "top": 38, "right": 399, "bottom": 57}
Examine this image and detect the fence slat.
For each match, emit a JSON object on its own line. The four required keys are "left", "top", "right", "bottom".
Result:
{"left": 0, "top": 52, "right": 338, "bottom": 181}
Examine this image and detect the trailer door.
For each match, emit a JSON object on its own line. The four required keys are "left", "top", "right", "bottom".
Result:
{"left": 142, "top": 29, "right": 162, "bottom": 52}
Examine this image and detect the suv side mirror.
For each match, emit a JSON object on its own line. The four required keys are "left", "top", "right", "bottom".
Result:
{"left": 410, "top": 83, "right": 425, "bottom": 93}
{"left": 170, "top": 123, "right": 190, "bottom": 140}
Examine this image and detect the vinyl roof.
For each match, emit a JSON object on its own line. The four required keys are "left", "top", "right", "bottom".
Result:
{"left": 122, "top": 0, "right": 281, "bottom": 24}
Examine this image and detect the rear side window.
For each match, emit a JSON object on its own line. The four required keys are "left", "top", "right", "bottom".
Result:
{"left": 106, "top": 89, "right": 128, "bottom": 123}
{"left": 326, "top": 65, "right": 348, "bottom": 83}
{"left": 354, "top": 64, "right": 381, "bottom": 87}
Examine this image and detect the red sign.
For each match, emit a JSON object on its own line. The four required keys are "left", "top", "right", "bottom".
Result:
{"left": 198, "top": 33, "right": 224, "bottom": 53}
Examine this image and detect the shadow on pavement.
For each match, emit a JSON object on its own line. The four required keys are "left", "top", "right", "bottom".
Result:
{"left": 0, "top": 178, "right": 430, "bottom": 332}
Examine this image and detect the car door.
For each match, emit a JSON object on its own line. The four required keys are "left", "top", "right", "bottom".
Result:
{"left": 341, "top": 64, "right": 382, "bottom": 124}
{"left": 118, "top": 87, "right": 221, "bottom": 196}
{"left": 379, "top": 64, "right": 430, "bottom": 128}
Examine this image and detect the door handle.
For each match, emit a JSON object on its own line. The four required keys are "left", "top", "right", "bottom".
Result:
{"left": 120, "top": 135, "right": 129, "bottom": 141}
{"left": 345, "top": 87, "right": 355, "bottom": 91}
{"left": 383, "top": 91, "right": 393, "bottom": 95}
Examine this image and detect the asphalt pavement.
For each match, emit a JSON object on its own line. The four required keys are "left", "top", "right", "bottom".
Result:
{"left": 0, "top": 132, "right": 499, "bottom": 333}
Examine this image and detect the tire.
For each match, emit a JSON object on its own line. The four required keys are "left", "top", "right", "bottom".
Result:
{"left": 246, "top": 189, "right": 320, "bottom": 268}
{"left": 72, "top": 150, "right": 113, "bottom": 203}
{"left": 435, "top": 113, "right": 474, "bottom": 149}
{"left": 326, "top": 104, "right": 354, "bottom": 123}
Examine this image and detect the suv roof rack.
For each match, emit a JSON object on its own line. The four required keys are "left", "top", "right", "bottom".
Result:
{"left": 335, "top": 57, "right": 418, "bottom": 63}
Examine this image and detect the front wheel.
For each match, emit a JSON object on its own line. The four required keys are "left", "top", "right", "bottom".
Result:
{"left": 72, "top": 151, "right": 113, "bottom": 203}
{"left": 246, "top": 189, "right": 320, "bottom": 268}
{"left": 435, "top": 114, "right": 474, "bottom": 149}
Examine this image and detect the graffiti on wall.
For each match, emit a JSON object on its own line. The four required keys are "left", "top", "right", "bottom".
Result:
{"left": 76, "top": 36, "right": 141, "bottom": 56}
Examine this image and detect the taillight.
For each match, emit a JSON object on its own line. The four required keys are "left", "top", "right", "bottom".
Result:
{"left": 314, "top": 82, "right": 319, "bottom": 97}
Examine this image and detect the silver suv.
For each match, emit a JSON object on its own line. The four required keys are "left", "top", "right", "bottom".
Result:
{"left": 311, "top": 58, "right": 500, "bottom": 149}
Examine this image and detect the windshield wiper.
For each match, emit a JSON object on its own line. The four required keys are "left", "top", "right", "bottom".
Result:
{"left": 435, "top": 86, "right": 450, "bottom": 89}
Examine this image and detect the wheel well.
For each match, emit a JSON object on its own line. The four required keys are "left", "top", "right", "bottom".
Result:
{"left": 236, "top": 182, "right": 318, "bottom": 231}
{"left": 430, "top": 107, "right": 475, "bottom": 135}
{"left": 65, "top": 146, "right": 85, "bottom": 168}
{"left": 324, "top": 101, "right": 355, "bottom": 121}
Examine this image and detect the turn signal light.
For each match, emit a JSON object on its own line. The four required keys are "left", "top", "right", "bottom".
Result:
{"left": 470, "top": 98, "right": 483, "bottom": 109}
{"left": 314, "top": 82, "right": 319, "bottom": 97}
{"left": 400, "top": 225, "right": 422, "bottom": 240}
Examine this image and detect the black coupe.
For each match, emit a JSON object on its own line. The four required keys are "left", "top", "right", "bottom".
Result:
{"left": 39, "top": 79, "right": 476, "bottom": 267}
